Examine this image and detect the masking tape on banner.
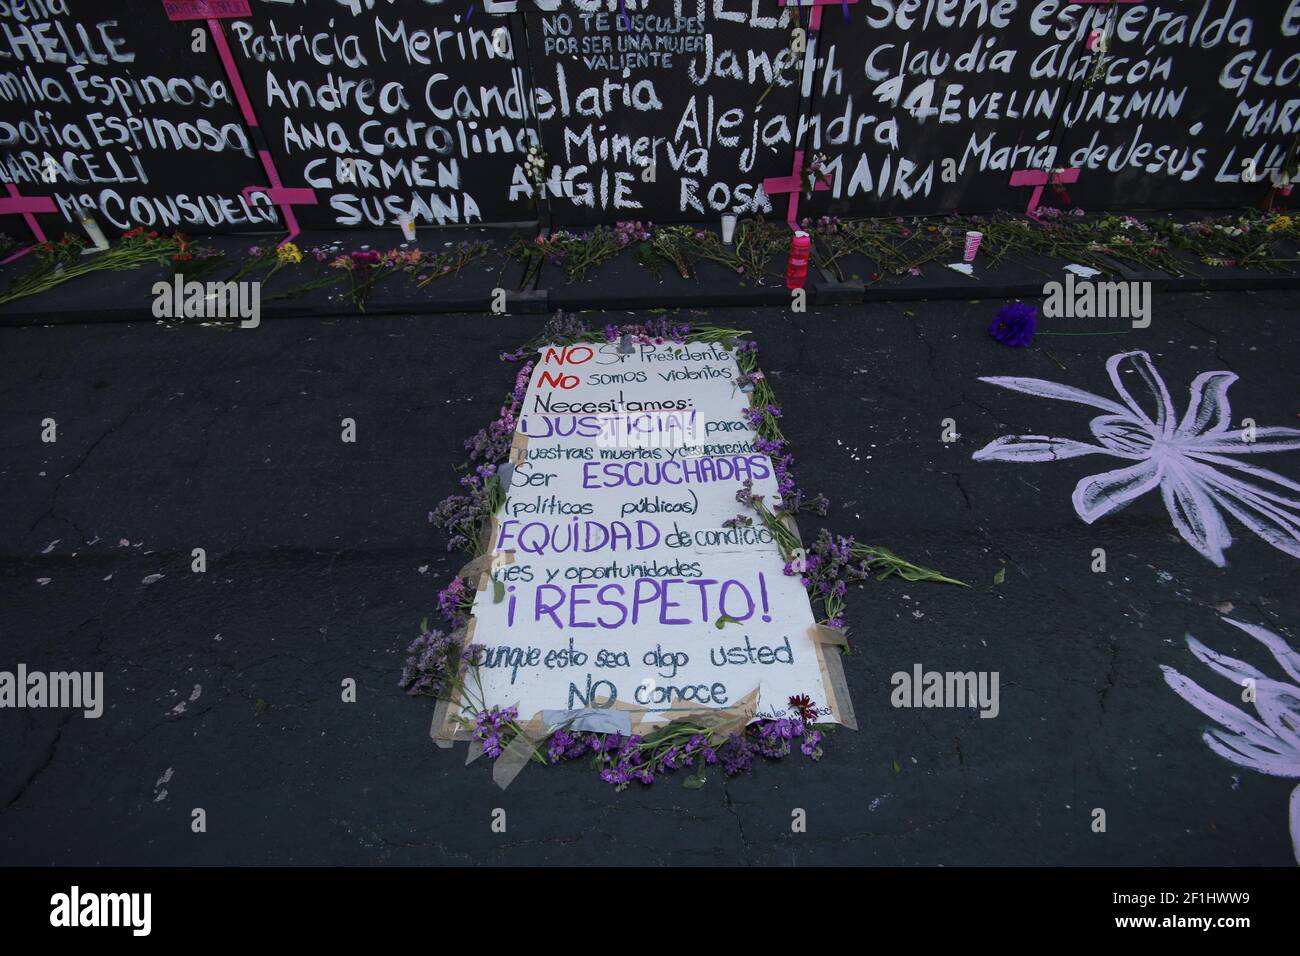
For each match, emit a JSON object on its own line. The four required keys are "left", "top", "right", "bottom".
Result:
{"left": 429, "top": 619, "right": 477, "bottom": 747}
{"left": 456, "top": 552, "right": 493, "bottom": 584}
{"left": 478, "top": 515, "right": 499, "bottom": 555}
{"left": 509, "top": 431, "right": 529, "bottom": 465}
{"left": 486, "top": 687, "right": 763, "bottom": 791}
{"left": 470, "top": 551, "right": 515, "bottom": 592}
{"left": 491, "top": 714, "right": 548, "bottom": 789}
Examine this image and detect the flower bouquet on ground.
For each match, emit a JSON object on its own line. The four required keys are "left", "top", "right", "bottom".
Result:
{"left": 636, "top": 223, "right": 696, "bottom": 279}
{"left": 510, "top": 225, "right": 631, "bottom": 284}
{"left": 685, "top": 218, "right": 789, "bottom": 283}
{"left": 218, "top": 241, "right": 345, "bottom": 305}
{"left": 0, "top": 228, "right": 197, "bottom": 307}
{"left": 328, "top": 246, "right": 436, "bottom": 310}
{"left": 1152, "top": 213, "right": 1280, "bottom": 271}
{"left": 835, "top": 217, "right": 958, "bottom": 280}
{"left": 415, "top": 240, "right": 491, "bottom": 288}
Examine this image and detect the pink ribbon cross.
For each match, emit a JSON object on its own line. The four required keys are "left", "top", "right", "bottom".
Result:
{"left": 777, "top": 0, "right": 858, "bottom": 31}
{"left": 0, "top": 183, "right": 57, "bottom": 263}
{"left": 1009, "top": 167, "right": 1081, "bottom": 219}
{"left": 763, "top": 149, "right": 831, "bottom": 229}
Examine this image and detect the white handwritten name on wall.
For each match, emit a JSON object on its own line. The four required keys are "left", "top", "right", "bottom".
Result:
{"left": 228, "top": 0, "right": 531, "bottom": 227}
{"left": 527, "top": 1, "right": 803, "bottom": 223}
{"left": 0, "top": 0, "right": 274, "bottom": 231}
{"left": 806, "top": 0, "right": 1300, "bottom": 215}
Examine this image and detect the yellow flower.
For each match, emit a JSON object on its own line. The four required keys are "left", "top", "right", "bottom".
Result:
{"left": 276, "top": 242, "right": 304, "bottom": 264}
{"left": 1266, "top": 215, "right": 1293, "bottom": 233}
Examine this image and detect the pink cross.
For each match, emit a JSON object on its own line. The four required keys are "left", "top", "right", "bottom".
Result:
{"left": 1009, "top": 167, "right": 1081, "bottom": 219}
{"left": 160, "top": 0, "right": 250, "bottom": 20}
{"left": 777, "top": 0, "right": 858, "bottom": 31}
{"left": 763, "top": 150, "right": 831, "bottom": 229}
{"left": 207, "top": 18, "right": 316, "bottom": 245}
{"left": 0, "top": 183, "right": 57, "bottom": 263}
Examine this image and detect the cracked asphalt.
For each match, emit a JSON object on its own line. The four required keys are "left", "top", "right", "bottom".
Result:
{"left": 1, "top": 294, "right": 1298, "bottom": 866}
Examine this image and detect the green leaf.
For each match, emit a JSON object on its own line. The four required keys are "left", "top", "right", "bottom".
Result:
{"left": 493, "top": 579, "right": 506, "bottom": 603}
{"left": 892, "top": 760, "right": 901, "bottom": 774}
{"left": 420, "top": 617, "right": 428, "bottom": 632}
{"left": 683, "top": 756, "right": 708, "bottom": 789}
{"left": 715, "top": 614, "right": 742, "bottom": 630}
{"left": 993, "top": 566, "right": 1006, "bottom": 585}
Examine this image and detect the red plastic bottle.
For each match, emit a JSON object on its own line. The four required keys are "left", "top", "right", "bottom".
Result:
{"left": 785, "top": 230, "right": 811, "bottom": 289}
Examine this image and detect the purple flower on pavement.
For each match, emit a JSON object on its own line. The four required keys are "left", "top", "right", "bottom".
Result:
{"left": 988, "top": 302, "right": 1037, "bottom": 347}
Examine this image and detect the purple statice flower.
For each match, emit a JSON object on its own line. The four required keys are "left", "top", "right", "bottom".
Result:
{"left": 427, "top": 480, "right": 493, "bottom": 553}
{"left": 539, "top": 310, "right": 590, "bottom": 344}
{"left": 719, "top": 733, "right": 755, "bottom": 776}
{"left": 734, "top": 479, "right": 761, "bottom": 509}
{"left": 473, "top": 705, "right": 519, "bottom": 759}
{"left": 499, "top": 347, "right": 526, "bottom": 363}
{"left": 437, "top": 576, "right": 470, "bottom": 625}
{"left": 546, "top": 729, "right": 591, "bottom": 764}
{"left": 613, "top": 220, "right": 651, "bottom": 246}
{"left": 398, "top": 628, "right": 477, "bottom": 698}
{"left": 988, "top": 302, "right": 1037, "bottom": 347}
{"left": 800, "top": 728, "right": 824, "bottom": 759}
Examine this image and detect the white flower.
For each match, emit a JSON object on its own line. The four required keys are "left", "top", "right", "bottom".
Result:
{"left": 1162, "top": 618, "right": 1300, "bottom": 864}
{"left": 973, "top": 351, "right": 1300, "bottom": 566}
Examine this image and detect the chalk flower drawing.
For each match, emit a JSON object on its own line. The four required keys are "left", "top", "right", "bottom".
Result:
{"left": 972, "top": 351, "right": 1300, "bottom": 566}
{"left": 1161, "top": 619, "right": 1300, "bottom": 864}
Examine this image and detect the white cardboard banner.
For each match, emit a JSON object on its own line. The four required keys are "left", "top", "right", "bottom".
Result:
{"left": 464, "top": 340, "right": 840, "bottom": 725}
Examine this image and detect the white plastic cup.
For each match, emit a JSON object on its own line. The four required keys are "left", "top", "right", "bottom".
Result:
{"left": 721, "top": 213, "right": 737, "bottom": 244}
{"left": 398, "top": 213, "right": 417, "bottom": 242}
{"left": 963, "top": 230, "right": 983, "bottom": 262}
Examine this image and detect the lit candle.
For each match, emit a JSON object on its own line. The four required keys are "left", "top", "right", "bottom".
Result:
{"left": 80, "top": 214, "right": 109, "bottom": 251}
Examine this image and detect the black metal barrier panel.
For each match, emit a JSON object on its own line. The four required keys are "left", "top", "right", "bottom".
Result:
{"left": 1, "top": 0, "right": 1296, "bottom": 238}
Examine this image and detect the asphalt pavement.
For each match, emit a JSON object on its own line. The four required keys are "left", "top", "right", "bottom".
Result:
{"left": 1, "top": 293, "right": 1298, "bottom": 865}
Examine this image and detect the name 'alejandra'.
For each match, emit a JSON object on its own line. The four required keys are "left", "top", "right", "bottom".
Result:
{"left": 533, "top": 390, "right": 691, "bottom": 415}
